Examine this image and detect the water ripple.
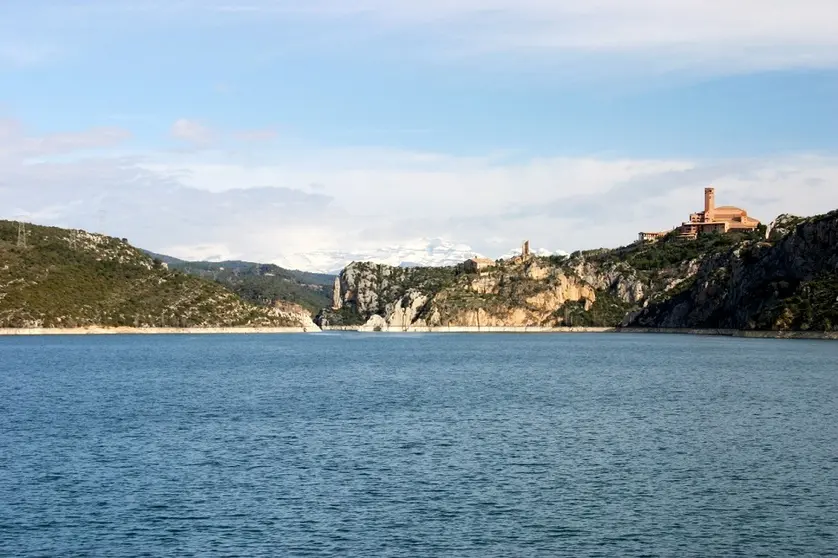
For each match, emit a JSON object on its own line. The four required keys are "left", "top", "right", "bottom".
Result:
{"left": 1, "top": 333, "right": 836, "bottom": 556}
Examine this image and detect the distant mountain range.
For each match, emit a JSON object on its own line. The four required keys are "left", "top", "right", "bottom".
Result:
{"left": 271, "top": 238, "right": 569, "bottom": 274}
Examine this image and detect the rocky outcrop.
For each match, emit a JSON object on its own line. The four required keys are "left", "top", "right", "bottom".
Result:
{"left": 319, "top": 209, "right": 838, "bottom": 332}
{"left": 331, "top": 277, "right": 342, "bottom": 309}
{"left": 765, "top": 214, "right": 805, "bottom": 241}
{"left": 630, "top": 210, "right": 838, "bottom": 330}
{"left": 272, "top": 301, "right": 321, "bottom": 332}
{"left": 320, "top": 257, "right": 629, "bottom": 329}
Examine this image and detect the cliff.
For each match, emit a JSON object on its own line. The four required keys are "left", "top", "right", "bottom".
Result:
{"left": 0, "top": 221, "right": 318, "bottom": 330}
{"left": 631, "top": 210, "right": 838, "bottom": 330}
{"left": 317, "top": 211, "right": 837, "bottom": 332}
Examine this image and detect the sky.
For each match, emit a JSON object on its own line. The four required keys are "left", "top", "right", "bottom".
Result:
{"left": 1, "top": 0, "right": 838, "bottom": 268}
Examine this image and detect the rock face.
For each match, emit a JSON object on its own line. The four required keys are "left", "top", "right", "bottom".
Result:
{"left": 631, "top": 210, "right": 838, "bottom": 330}
{"left": 319, "top": 256, "right": 642, "bottom": 330}
{"left": 318, "top": 209, "right": 838, "bottom": 332}
{"left": 331, "top": 276, "right": 342, "bottom": 310}
{"left": 765, "top": 214, "right": 805, "bottom": 242}
{"left": 272, "top": 301, "right": 321, "bottom": 332}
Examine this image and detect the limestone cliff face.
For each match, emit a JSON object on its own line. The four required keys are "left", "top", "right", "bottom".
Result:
{"left": 318, "top": 210, "right": 838, "bottom": 332}
{"left": 319, "top": 257, "right": 647, "bottom": 330}
{"left": 765, "top": 214, "right": 805, "bottom": 242}
{"left": 272, "top": 301, "right": 321, "bottom": 332}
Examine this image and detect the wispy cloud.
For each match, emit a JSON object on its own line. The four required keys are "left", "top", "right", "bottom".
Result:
{"left": 169, "top": 119, "right": 279, "bottom": 147}
{"left": 232, "top": 128, "right": 278, "bottom": 143}
{"left": 208, "top": 1, "right": 838, "bottom": 71}
{"left": 5, "top": 1, "right": 838, "bottom": 75}
{"left": 170, "top": 118, "right": 215, "bottom": 147}
{"left": 0, "top": 119, "right": 131, "bottom": 160}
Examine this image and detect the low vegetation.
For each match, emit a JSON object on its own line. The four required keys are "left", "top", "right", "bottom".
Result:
{"left": 0, "top": 221, "right": 299, "bottom": 328}
{"left": 151, "top": 254, "right": 334, "bottom": 315}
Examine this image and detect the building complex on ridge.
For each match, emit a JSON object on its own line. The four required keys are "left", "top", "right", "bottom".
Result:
{"left": 463, "top": 240, "right": 531, "bottom": 272}
{"left": 639, "top": 187, "right": 760, "bottom": 242}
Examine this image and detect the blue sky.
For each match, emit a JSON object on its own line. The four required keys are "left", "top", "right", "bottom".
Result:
{"left": 2, "top": 1, "right": 838, "bottom": 270}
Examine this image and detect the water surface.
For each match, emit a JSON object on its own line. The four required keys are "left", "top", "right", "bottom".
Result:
{"left": 1, "top": 333, "right": 836, "bottom": 556}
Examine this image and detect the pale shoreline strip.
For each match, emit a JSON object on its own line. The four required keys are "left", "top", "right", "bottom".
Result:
{"left": 0, "top": 326, "right": 317, "bottom": 336}
{"left": 323, "top": 325, "right": 838, "bottom": 340}
{"left": 1, "top": 326, "right": 834, "bottom": 340}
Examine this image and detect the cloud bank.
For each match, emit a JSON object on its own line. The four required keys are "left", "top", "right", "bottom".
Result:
{"left": 2, "top": 118, "right": 838, "bottom": 270}
{"left": 5, "top": 1, "right": 838, "bottom": 75}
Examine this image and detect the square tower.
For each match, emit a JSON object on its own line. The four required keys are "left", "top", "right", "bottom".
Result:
{"left": 704, "top": 187, "right": 716, "bottom": 221}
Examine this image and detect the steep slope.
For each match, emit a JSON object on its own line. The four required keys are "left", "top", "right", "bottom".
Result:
{"left": 145, "top": 253, "right": 333, "bottom": 315}
{"left": 630, "top": 210, "right": 838, "bottom": 330}
{"left": 0, "top": 221, "right": 316, "bottom": 329}
{"left": 317, "top": 213, "right": 838, "bottom": 332}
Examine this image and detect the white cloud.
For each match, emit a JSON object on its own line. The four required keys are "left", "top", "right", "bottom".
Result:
{"left": 2, "top": 119, "right": 838, "bottom": 270}
{"left": 0, "top": 119, "right": 131, "bottom": 162}
{"left": 218, "top": 1, "right": 837, "bottom": 72}
{"left": 168, "top": 119, "right": 278, "bottom": 147}
{"left": 170, "top": 118, "right": 215, "bottom": 147}
{"left": 6, "top": 1, "right": 838, "bottom": 75}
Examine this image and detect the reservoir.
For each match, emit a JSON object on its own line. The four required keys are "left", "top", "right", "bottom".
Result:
{"left": 1, "top": 333, "right": 836, "bottom": 556}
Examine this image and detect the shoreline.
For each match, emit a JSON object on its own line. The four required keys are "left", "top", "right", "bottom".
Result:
{"left": 1, "top": 326, "right": 834, "bottom": 340}
{"left": 323, "top": 325, "right": 838, "bottom": 340}
{"left": 0, "top": 326, "right": 318, "bottom": 336}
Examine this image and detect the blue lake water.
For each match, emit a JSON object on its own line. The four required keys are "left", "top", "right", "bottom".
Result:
{"left": 1, "top": 333, "right": 836, "bottom": 557}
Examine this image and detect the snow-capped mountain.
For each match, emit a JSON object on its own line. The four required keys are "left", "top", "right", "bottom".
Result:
{"left": 273, "top": 238, "right": 570, "bottom": 274}
{"left": 272, "top": 238, "right": 484, "bottom": 275}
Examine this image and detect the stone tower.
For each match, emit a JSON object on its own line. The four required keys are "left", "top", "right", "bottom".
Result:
{"left": 522, "top": 240, "right": 530, "bottom": 257}
{"left": 704, "top": 187, "right": 715, "bottom": 222}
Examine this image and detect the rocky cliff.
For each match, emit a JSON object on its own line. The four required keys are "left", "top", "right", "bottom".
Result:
{"left": 631, "top": 210, "right": 838, "bottom": 330}
{"left": 317, "top": 211, "right": 837, "bottom": 332}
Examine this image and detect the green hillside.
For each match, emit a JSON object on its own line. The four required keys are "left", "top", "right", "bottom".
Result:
{"left": 0, "top": 221, "right": 302, "bottom": 328}
{"left": 145, "top": 254, "right": 334, "bottom": 315}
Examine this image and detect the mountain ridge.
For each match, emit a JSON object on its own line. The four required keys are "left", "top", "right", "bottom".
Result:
{"left": 272, "top": 238, "right": 569, "bottom": 274}
{"left": 0, "top": 221, "right": 316, "bottom": 329}
{"left": 316, "top": 210, "right": 838, "bottom": 333}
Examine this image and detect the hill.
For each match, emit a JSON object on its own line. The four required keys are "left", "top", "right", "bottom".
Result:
{"left": 0, "top": 221, "right": 315, "bottom": 329}
{"left": 317, "top": 211, "right": 838, "bottom": 332}
{"left": 143, "top": 253, "right": 334, "bottom": 316}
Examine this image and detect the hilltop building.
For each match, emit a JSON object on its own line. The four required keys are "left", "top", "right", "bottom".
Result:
{"left": 463, "top": 257, "right": 496, "bottom": 272}
{"left": 638, "top": 231, "right": 669, "bottom": 242}
{"left": 639, "top": 187, "right": 760, "bottom": 242}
